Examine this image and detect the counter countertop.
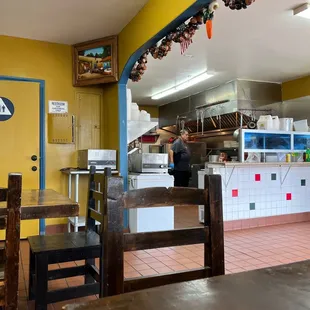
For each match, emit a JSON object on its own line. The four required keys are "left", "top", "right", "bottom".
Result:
{"left": 205, "top": 162, "right": 310, "bottom": 167}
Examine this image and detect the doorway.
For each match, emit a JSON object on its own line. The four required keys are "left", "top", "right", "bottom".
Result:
{"left": 0, "top": 76, "right": 45, "bottom": 238}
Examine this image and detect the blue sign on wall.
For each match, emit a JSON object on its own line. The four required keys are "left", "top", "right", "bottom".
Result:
{"left": 0, "top": 97, "right": 14, "bottom": 121}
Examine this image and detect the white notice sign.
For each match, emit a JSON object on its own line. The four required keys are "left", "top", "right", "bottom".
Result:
{"left": 48, "top": 100, "right": 68, "bottom": 114}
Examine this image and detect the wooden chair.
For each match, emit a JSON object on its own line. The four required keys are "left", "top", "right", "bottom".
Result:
{"left": 27, "top": 167, "right": 110, "bottom": 310}
{"left": 94, "top": 172, "right": 224, "bottom": 297}
{"left": 0, "top": 173, "right": 22, "bottom": 310}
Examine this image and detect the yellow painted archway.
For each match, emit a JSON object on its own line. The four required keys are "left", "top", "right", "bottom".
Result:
{"left": 101, "top": 0, "right": 213, "bottom": 226}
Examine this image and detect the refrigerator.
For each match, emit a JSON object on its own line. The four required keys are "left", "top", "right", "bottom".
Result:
{"left": 128, "top": 173, "right": 174, "bottom": 233}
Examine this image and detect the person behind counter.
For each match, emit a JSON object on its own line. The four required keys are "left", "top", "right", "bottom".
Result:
{"left": 169, "top": 129, "right": 191, "bottom": 187}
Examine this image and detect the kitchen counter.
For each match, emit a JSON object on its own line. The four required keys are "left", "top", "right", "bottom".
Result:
{"left": 198, "top": 162, "right": 310, "bottom": 231}
{"left": 205, "top": 162, "right": 310, "bottom": 167}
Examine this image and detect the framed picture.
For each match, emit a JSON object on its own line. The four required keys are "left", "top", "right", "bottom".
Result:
{"left": 72, "top": 36, "right": 118, "bottom": 86}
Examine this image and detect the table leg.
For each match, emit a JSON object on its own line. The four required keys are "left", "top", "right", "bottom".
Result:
{"left": 68, "top": 174, "right": 72, "bottom": 233}
{"left": 68, "top": 174, "right": 72, "bottom": 199}
{"left": 74, "top": 174, "right": 79, "bottom": 232}
{"left": 28, "top": 248, "right": 35, "bottom": 301}
{"left": 35, "top": 253, "right": 48, "bottom": 310}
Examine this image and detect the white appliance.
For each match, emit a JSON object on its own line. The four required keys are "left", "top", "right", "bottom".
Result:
{"left": 77, "top": 149, "right": 116, "bottom": 170}
{"left": 128, "top": 173, "right": 174, "bottom": 233}
{"left": 198, "top": 170, "right": 207, "bottom": 224}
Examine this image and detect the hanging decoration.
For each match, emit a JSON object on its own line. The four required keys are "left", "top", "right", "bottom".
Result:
{"left": 130, "top": 51, "right": 149, "bottom": 82}
{"left": 203, "top": 1, "right": 219, "bottom": 39}
{"left": 222, "top": 0, "right": 255, "bottom": 10}
{"left": 129, "top": 1, "right": 219, "bottom": 82}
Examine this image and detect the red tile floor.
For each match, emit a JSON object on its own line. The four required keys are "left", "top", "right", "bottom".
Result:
{"left": 18, "top": 210, "right": 310, "bottom": 309}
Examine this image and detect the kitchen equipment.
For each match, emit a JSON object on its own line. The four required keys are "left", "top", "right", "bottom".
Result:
{"left": 233, "top": 129, "right": 240, "bottom": 141}
{"left": 149, "top": 145, "right": 164, "bottom": 153}
{"left": 279, "top": 118, "right": 293, "bottom": 131}
{"left": 128, "top": 173, "right": 174, "bottom": 233}
{"left": 247, "top": 120, "right": 257, "bottom": 129}
{"left": 130, "top": 153, "right": 168, "bottom": 173}
{"left": 294, "top": 119, "right": 308, "bottom": 132}
{"left": 77, "top": 149, "right": 117, "bottom": 170}
{"left": 209, "top": 155, "right": 220, "bottom": 162}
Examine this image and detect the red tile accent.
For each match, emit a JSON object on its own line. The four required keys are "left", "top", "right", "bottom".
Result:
{"left": 286, "top": 193, "right": 292, "bottom": 201}
{"left": 232, "top": 189, "right": 238, "bottom": 197}
{"left": 255, "top": 174, "right": 261, "bottom": 182}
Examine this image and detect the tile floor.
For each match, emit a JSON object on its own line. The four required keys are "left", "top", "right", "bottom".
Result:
{"left": 18, "top": 219, "right": 310, "bottom": 309}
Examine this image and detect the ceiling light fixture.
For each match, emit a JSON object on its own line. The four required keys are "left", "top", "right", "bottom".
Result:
{"left": 151, "top": 72, "right": 214, "bottom": 100}
{"left": 293, "top": 3, "right": 310, "bottom": 19}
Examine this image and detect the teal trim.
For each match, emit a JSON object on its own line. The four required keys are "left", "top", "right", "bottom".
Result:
{"left": 0, "top": 75, "right": 46, "bottom": 234}
{"left": 118, "top": 83, "right": 129, "bottom": 226}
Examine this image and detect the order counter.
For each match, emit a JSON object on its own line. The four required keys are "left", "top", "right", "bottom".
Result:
{"left": 198, "top": 162, "right": 310, "bottom": 230}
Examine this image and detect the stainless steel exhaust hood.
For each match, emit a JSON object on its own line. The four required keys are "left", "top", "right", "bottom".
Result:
{"left": 159, "top": 79, "right": 282, "bottom": 134}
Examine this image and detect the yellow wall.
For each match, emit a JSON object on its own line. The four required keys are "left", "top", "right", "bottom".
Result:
{"left": 282, "top": 75, "right": 310, "bottom": 101}
{"left": 139, "top": 105, "right": 159, "bottom": 118}
{"left": 102, "top": 84, "right": 119, "bottom": 150}
{"left": 118, "top": 0, "right": 196, "bottom": 74}
{"left": 0, "top": 35, "right": 103, "bottom": 226}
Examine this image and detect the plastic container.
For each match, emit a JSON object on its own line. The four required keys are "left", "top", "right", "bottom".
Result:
{"left": 139, "top": 110, "right": 148, "bottom": 121}
{"left": 257, "top": 115, "right": 273, "bottom": 130}
{"left": 126, "top": 88, "right": 132, "bottom": 121}
{"left": 294, "top": 119, "right": 308, "bottom": 132}
{"left": 131, "top": 103, "right": 140, "bottom": 121}
{"left": 272, "top": 116, "right": 280, "bottom": 130}
{"left": 279, "top": 118, "right": 293, "bottom": 131}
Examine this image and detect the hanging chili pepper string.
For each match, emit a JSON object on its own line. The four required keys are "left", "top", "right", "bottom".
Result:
{"left": 129, "top": 2, "right": 219, "bottom": 82}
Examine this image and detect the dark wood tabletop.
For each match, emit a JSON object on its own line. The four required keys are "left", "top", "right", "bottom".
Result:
{"left": 63, "top": 260, "right": 310, "bottom": 310}
{"left": 0, "top": 189, "right": 79, "bottom": 220}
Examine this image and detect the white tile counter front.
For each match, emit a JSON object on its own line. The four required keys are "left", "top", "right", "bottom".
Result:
{"left": 198, "top": 163, "right": 310, "bottom": 228}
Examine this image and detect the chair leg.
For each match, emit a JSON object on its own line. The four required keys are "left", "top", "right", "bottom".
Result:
{"left": 99, "top": 249, "right": 104, "bottom": 298}
{"left": 85, "top": 259, "right": 96, "bottom": 284}
{"left": 28, "top": 248, "right": 35, "bottom": 301}
{"left": 35, "top": 253, "right": 48, "bottom": 310}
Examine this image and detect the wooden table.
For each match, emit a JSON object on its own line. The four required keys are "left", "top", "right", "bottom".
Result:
{"left": 64, "top": 260, "right": 310, "bottom": 310}
{"left": 0, "top": 189, "right": 79, "bottom": 220}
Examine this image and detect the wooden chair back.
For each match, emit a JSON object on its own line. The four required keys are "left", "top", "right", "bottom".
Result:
{"left": 85, "top": 166, "right": 113, "bottom": 296}
{"left": 85, "top": 166, "right": 112, "bottom": 233}
{"left": 100, "top": 169, "right": 224, "bottom": 297}
{"left": 0, "top": 173, "right": 22, "bottom": 309}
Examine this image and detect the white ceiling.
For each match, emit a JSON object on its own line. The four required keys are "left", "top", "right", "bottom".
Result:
{"left": 128, "top": 0, "right": 310, "bottom": 106}
{"left": 0, "top": 0, "right": 148, "bottom": 44}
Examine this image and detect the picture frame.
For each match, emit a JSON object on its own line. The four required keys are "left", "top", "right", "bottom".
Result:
{"left": 72, "top": 36, "right": 118, "bottom": 87}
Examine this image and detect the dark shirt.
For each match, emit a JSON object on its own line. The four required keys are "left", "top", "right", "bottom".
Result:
{"left": 171, "top": 138, "right": 191, "bottom": 171}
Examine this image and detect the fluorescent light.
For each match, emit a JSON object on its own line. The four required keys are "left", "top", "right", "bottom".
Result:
{"left": 152, "top": 88, "right": 178, "bottom": 100}
{"left": 176, "top": 72, "right": 213, "bottom": 91}
{"left": 294, "top": 3, "right": 310, "bottom": 19}
{"left": 151, "top": 72, "right": 214, "bottom": 100}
